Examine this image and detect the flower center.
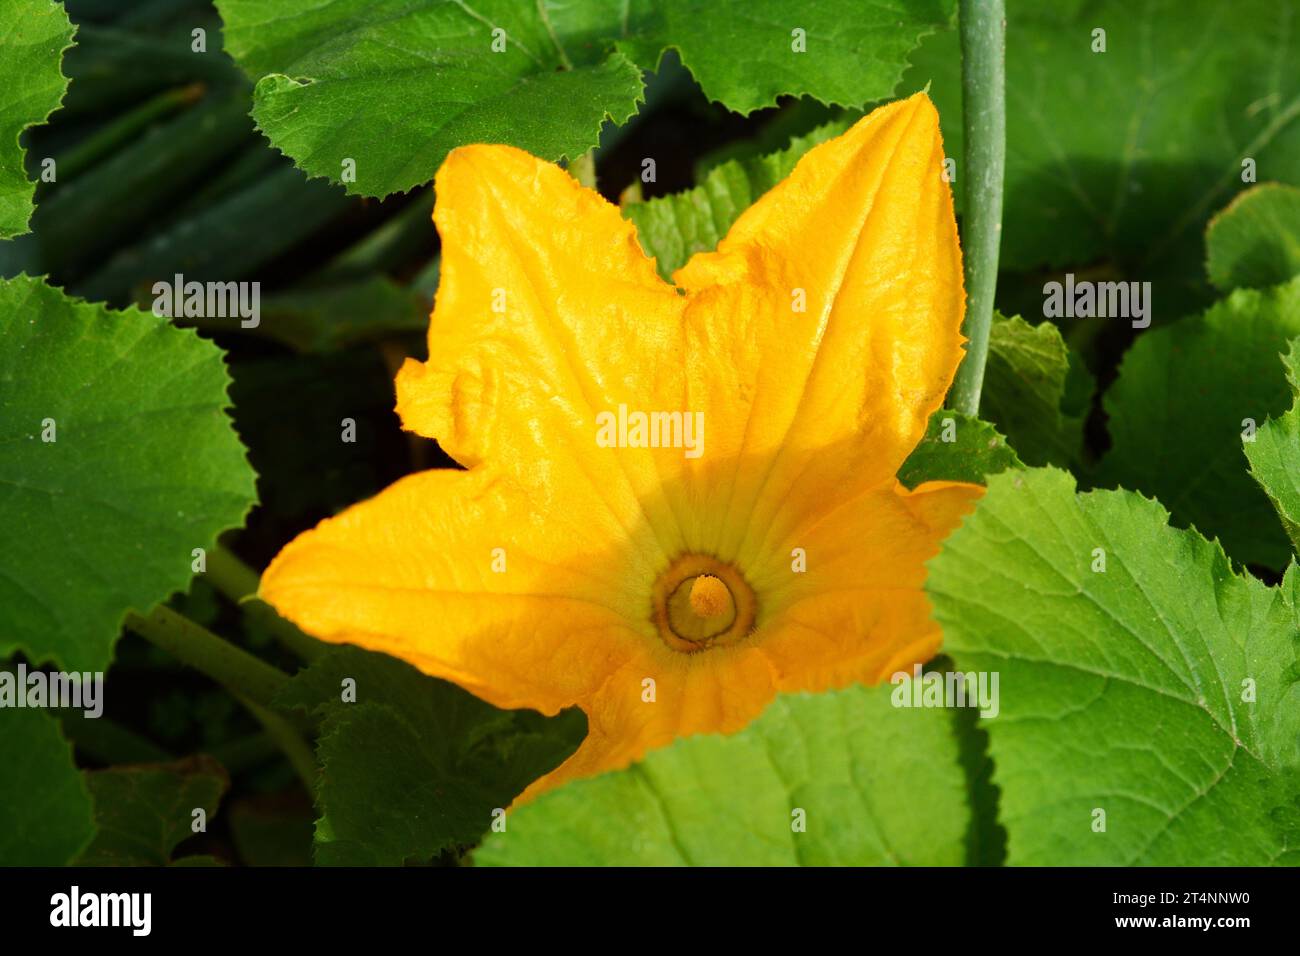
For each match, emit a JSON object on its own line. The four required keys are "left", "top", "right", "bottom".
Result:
{"left": 689, "top": 575, "right": 730, "bottom": 619}
{"left": 652, "top": 555, "right": 756, "bottom": 652}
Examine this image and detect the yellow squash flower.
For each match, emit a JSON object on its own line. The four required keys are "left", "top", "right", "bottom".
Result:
{"left": 262, "top": 93, "right": 981, "bottom": 799}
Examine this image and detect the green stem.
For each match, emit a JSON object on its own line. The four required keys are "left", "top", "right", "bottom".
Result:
{"left": 233, "top": 693, "right": 318, "bottom": 792}
{"left": 949, "top": 0, "right": 1007, "bottom": 416}
{"left": 126, "top": 605, "right": 291, "bottom": 708}
{"left": 53, "top": 83, "right": 204, "bottom": 185}
{"left": 206, "top": 545, "right": 325, "bottom": 663}
{"left": 126, "top": 606, "right": 319, "bottom": 789}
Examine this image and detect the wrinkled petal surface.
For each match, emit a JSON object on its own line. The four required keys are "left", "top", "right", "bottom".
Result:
{"left": 262, "top": 93, "right": 978, "bottom": 797}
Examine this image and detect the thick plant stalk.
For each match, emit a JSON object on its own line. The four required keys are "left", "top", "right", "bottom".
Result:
{"left": 207, "top": 544, "right": 325, "bottom": 663}
{"left": 949, "top": 0, "right": 1006, "bottom": 415}
{"left": 126, "top": 605, "right": 291, "bottom": 708}
{"left": 126, "top": 606, "right": 318, "bottom": 789}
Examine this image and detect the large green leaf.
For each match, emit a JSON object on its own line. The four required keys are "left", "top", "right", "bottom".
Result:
{"left": 904, "top": 0, "right": 1300, "bottom": 284}
{"left": 1206, "top": 183, "right": 1300, "bottom": 292}
{"left": 626, "top": 118, "right": 853, "bottom": 278}
{"left": 76, "top": 756, "right": 230, "bottom": 866}
{"left": 981, "top": 313, "right": 1094, "bottom": 468}
{"left": 1098, "top": 277, "right": 1300, "bottom": 569}
{"left": 275, "top": 646, "right": 584, "bottom": 865}
{"left": 928, "top": 467, "right": 1300, "bottom": 865}
{"left": 476, "top": 683, "right": 969, "bottom": 866}
{"left": 1246, "top": 338, "right": 1300, "bottom": 555}
{"left": 215, "top": 0, "right": 645, "bottom": 199}
{"left": 0, "top": 276, "right": 257, "bottom": 671}
{"left": 214, "top": 0, "right": 953, "bottom": 199}
{"left": 618, "top": 0, "right": 955, "bottom": 115}
{"left": 0, "top": 0, "right": 75, "bottom": 238}
{"left": 0, "top": 709, "right": 95, "bottom": 865}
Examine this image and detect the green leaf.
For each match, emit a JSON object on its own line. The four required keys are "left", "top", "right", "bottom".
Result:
{"left": 215, "top": 0, "right": 645, "bottom": 199}
{"left": 626, "top": 118, "right": 855, "bottom": 278}
{"left": 1098, "top": 277, "right": 1300, "bottom": 569}
{"left": 904, "top": 1, "right": 1300, "bottom": 278}
{"left": 476, "top": 683, "right": 969, "bottom": 866}
{"left": 897, "top": 410, "right": 1022, "bottom": 489}
{"left": 0, "top": 276, "right": 257, "bottom": 671}
{"left": 214, "top": 0, "right": 953, "bottom": 198}
{"left": 617, "top": 0, "right": 955, "bottom": 115}
{"left": 981, "top": 313, "right": 1094, "bottom": 468}
{"left": 1206, "top": 183, "right": 1300, "bottom": 292}
{"left": 0, "top": 0, "right": 75, "bottom": 238}
{"left": 0, "top": 709, "right": 95, "bottom": 865}
{"left": 1245, "top": 338, "right": 1300, "bottom": 555}
{"left": 75, "top": 756, "right": 229, "bottom": 866}
{"left": 928, "top": 467, "right": 1300, "bottom": 865}
{"left": 275, "top": 646, "right": 585, "bottom": 865}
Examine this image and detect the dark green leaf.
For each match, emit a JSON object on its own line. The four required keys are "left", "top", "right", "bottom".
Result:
{"left": 76, "top": 755, "right": 229, "bottom": 866}
{"left": 898, "top": 410, "right": 1022, "bottom": 489}
{"left": 1206, "top": 183, "right": 1300, "bottom": 292}
{"left": 905, "top": 0, "right": 1300, "bottom": 282}
{"left": 0, "top": 709, "right": 95, "bottom": 865}
{"left": 981, "top": 312, "right": 1094, "bottom": 467}
{"left": 275, "top": 646, "right": 585, "bottom": 865}
{"left": 1099, "top": 277, "right": 1300, "bottom": 569}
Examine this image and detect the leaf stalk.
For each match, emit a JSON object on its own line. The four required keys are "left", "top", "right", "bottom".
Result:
{"left": 950, "top": 0, "right": 1007, "bottom": 415}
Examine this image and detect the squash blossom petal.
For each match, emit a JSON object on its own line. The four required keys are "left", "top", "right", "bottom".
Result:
{"left": 261, "top": 93, "right": 982, "bottom": 799}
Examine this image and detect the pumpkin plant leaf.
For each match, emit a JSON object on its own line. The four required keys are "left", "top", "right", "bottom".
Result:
{"left": 274, "top": 646, "right": 585, "bottom": 865}
{"left": 475, "top": 683, "right": 969, "bottom": 866}
{"left": 1245, "top": 338, "right": 1300, "bottom": 556}
{"left": 898, "top": 410, "right": 1022, "bottom": 489}
{"left": 1206, "top": 183, "right": 1300, "bottom": 292}
{"left": 904, "top": 0, "right": 1300, "bottom": 278}
{"left": 617, "top": 0, "right": 955, "bottom": 115}
{"left": 215, "top": 0, "right": 645, "bottom": 199}
{"left": 980, "top": 313, "right": 1094, "bottom": 468}
{"left": 0, "top": 275, "right": 257, "bottom": 672}
{"left": 0, "top": 709, "right": 95, "bottom": 865}
{"left": 214, "top": 0, "right": 953, "bottom": 199}
{"left": 626, "top": 117, "right": 855, "bottom": 278}
{"left": 0, "top": 0, "right": 75, "bottom": 238}
{"left": 1098, "top": 277, "right": 1300, "bottom": 569}
{"left": 75, "top": 756, "right": 230, "bottom": 866}
{"left": 928, "top": 467, "right": 1300, "bottom": 865}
